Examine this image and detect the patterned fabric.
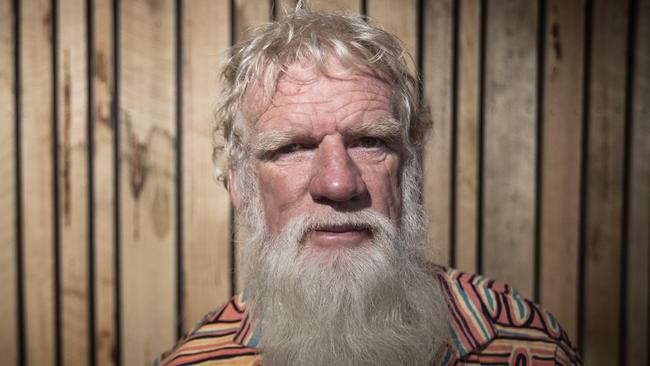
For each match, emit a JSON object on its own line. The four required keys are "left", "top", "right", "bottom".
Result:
{"left": 156, "top": 268, "right": 581, "bottom": 365}
{"left": 436, "top": 269, "right": 580, "bottom": 365}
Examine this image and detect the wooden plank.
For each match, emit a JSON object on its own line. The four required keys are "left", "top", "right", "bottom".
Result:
{"left": 422, "top": 0, "right": 452, "bottom": 265}
{"left": 454, "top": 0, "right": 480, "bottom": 274}
{"left": 482, "top": 0, "right": 537, "bottom": 298}
{"left": 233, "top": 0, "right": 271, "bottom": 295}
{"left": 234, "top": 0, "right": 271, "bottom": 42}
{"left": 92, "top": 1, "right": 116, "bottom": 365}
{"left": 20, "top": 0, "right": 57, "bottom": 365}
{"left": 57, "top": 0, "right": 90, "bottom": 364}
{"left": 119, "top": 1, "right": 176, "bottom": 364}
{"left": 182, "top": 0, "right": 232, "bottom": 332}
{"left": 539, "top": 0, "right": 584, "bottom": 342}
{"left": 626, "top": 1, "right": 650, "bottom": 364}
{"left": 92, "top": 0, "right": 117, "bottom": 364}
{"left": 310, "top": 0, "right": 360, "bottom": 12}
{"left": 19, "top": 1, "right": 59, "bottom": 365}
{"left": 582, "top": 0, "right": 629, "bottom": 364}
{"left": 366, "top": 0, "right": 417, "bottom": 75}
{"left": 0, "top": 0, "right": 18, "bottom": 364}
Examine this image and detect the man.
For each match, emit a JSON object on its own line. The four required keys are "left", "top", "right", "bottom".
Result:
{"left": 158, "top": 7, "right": 580, "bottom": 366}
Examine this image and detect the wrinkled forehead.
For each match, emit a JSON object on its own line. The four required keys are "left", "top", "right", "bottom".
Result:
{"left": 241, "top": 58, "right": 393, "bottom": 124}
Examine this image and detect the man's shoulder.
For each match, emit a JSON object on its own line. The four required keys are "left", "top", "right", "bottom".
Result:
{"left": 156, "top": 292, "right": 262, "bottom": 366}
{"left": 437, "top": 267, "right": 582, "bottom": 365}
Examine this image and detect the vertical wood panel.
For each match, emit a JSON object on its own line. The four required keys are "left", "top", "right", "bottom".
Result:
{"left": 539, "top": 0, "right": 584, "bottom": 342}
{"left": 233, "top": 0, "right": 271, "bottom": 295}
{"left": 0, "top": 0, "right": 18, "bottom": 364}
{"left": 310, "top": 0, "right": 360, "bottom": 12}
{"left": 367, "top": 0, "right": 417, "bottom": 75}
{"left": 583, "top": 0, "right": 629, "bottom": 364}
{"left": 626, "top": 1, "right": 650, "bottom": 364}
{"left": 92, "top": 0, "right": 117, "bottom": 365}
{"left": 57, "top": 0, "right": 89, "bottom": 364}
{"left": 422, "top": 0, "right": 452, "bottom": 266}
{"left": 119, "top": 1, "right": 177, "bottom": 364}
{"left": 20, "top": 0, "right": 57, "bottom": 364}
{"left": 455, "top": 0, "right": 480, "bottom": 274}
{"left": 182, "top": 0, "right": 231, "bottom": 332}
{"left": 482, "top": 0, "right": 537, "bottom": 298}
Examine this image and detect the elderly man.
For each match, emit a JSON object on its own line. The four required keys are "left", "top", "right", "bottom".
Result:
{"left": 158, "top": 7, "right": 580, "bottom": 366}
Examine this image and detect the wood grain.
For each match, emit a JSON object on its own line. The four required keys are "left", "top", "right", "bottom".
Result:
{"left": 310, "top": 0, "right": 360, "bottom": 12}
{"left": 539, "top": 0, "right": 584, "bottom": 342}
{"left": 0, "top": 0, "right": 18, "bottom": 364}
{"left": 454, "top": 0, "right": 480, "bottom": 274}
{"left": 625, "top": 0, "right": 649, "bottom": 364}
{"left": 57, "top": 0, "right": 90, "bottom": 364}
{"left": 366, "top": 0, "right": 417, "bottom": 75}
{"left": 422, "top": 0, "right": 452, "bottom": 265}
{"left": 182, "top": 0, "right": 232, "bottom": 332}
{"left": 233, "top": 0, "right": 272, "bottom": 294}
{"left": 92, "top": 1, "right": 116, "bottom": 365}
{"left": 582, "top": 0, "right": 629, "bottom": 364}
{"left": 482, "top": 0, "right": 537, "bottom": 298}
{"left": 20, "top": 0, "right": 57, "bottom": 364}
{"left": 119, "top": 1, "right": 177, "bottom": 364}
{"left": 235, "top": 0, "right": 271, "bottom": 43}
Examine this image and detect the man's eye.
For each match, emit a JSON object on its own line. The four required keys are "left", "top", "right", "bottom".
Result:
{"left": 276, "top": 143, "right": 307, "bottom": 155}
{"left": 356, "top": 137, "right": 385, "bottom": 149}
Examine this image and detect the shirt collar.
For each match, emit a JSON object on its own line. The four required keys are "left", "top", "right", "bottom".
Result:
{"left": 435, "top": 268, "right": 497, "bottom": 361}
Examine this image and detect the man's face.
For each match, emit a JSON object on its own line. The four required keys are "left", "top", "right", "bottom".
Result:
{"left": 243, "top": 63, "right": 403, "bottom": 251}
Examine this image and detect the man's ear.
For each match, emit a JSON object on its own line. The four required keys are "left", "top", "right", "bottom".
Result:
{"left": 228, "top": 167, "right": 241, "bottom": 209}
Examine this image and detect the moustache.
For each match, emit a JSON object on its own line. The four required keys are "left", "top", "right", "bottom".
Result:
{"left": 282, "top": 209, "right": 396, "bottom": 244}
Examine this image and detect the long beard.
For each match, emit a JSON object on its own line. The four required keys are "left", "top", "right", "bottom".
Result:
{"left": 241, "top": 211, "right": 449, "bottom": 366}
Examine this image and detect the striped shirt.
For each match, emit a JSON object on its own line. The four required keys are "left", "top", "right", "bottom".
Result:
{"left": 157, "top": 268, "right": 581, "bottom": 365}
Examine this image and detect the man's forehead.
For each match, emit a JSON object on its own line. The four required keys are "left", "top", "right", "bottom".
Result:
{"left": 241, "top": 59, "right": 392, "bottom": 123}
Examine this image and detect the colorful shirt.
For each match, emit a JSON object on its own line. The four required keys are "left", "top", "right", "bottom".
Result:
{"left": 156, "top": 268, "right": 581, "bottom": 365}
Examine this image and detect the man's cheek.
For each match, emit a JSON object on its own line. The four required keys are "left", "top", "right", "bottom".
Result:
{"left": 259, "top": 172, "right": 307, "bottom": 225}
{"left": 366, "top": 161, "right": 400, "bottom": 197}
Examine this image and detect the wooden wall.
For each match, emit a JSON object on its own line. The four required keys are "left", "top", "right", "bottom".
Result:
{"left": 0, "top": 0, "right": 648, "bottom": 365}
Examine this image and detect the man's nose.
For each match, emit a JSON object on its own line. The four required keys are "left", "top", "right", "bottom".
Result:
{"left": 309, "top": 139, "right": 367, "bottom": 204}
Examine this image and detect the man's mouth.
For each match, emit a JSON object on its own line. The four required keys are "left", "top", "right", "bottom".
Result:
{"left": 305, "top": 225, "right": 371, "bottom": 249}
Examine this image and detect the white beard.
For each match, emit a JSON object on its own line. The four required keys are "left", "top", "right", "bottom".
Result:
{"left": 231, "top": 148, "right": 450, "bottom": 366}
{"left": 241, "top": 207, "right": 450, "bottom": 366}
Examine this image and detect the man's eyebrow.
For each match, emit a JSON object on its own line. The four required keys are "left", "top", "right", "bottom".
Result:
{"left": 342, "top": 117, "right": 403, "bottom": 145}
{"left": 252, "top": 129, "right": 310, "bottom": 158}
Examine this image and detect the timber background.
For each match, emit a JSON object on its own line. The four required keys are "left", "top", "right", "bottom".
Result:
{"left": 0, "top": 0, "right": 648, "bottom": 365}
